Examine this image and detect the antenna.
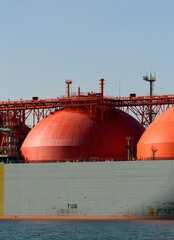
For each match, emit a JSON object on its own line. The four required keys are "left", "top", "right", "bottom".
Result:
{"left": 119, "top": 77, "right": 121, "bottom": 97}
{"left": 143, "top": 73, "right": 156, "bottom": 97}
{"left": 143, "top": 72, "right": 156, "bottom": 123}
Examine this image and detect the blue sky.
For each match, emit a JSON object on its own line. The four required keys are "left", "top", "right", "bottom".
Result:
{"left": 0, "top": 0, "right": 174, "bottom": 101}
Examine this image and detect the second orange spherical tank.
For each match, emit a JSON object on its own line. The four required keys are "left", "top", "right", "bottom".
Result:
{"left": 137, "top": 106, "right": 174, "bottom": 159}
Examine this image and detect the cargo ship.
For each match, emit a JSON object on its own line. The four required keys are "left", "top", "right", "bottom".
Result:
{"left": 0, "top": 78, "right": 174, "bottom": 220}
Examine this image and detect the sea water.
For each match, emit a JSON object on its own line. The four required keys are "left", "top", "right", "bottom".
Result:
{"left": 0, "top": 220, "right": 174, "bottom": 240}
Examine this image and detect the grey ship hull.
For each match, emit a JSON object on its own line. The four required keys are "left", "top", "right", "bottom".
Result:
{"left": 1, "top": 160, "right": 174, "bottom": 219}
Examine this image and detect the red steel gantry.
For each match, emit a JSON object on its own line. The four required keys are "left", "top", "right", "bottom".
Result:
{"left": 0, "top": 78, "right": 174, "bottom": 147}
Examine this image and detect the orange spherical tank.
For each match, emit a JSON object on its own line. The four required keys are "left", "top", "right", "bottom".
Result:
{"left": 137, "top": 106, "right": 174, "bottom": 159}
{"left": 21, "top": 109, "right": 143, "bottom": 162}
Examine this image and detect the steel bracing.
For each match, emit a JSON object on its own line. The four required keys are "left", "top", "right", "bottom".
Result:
{"left": 0, "top": 93, "right": 174, "bottom": 148}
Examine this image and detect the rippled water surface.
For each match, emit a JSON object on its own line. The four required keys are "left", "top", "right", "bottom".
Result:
{"left": 0, "top": 220, "right": 174, "bottom": 240}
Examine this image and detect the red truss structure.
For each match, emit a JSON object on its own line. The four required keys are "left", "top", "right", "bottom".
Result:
{"left": 0, "top": 78, "right": 173, "bottom": 153}
{"left": 0, "top": 93, "right": 173, "bottom": 127}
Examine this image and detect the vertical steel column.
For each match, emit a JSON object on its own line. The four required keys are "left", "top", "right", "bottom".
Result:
{"left": 143, "top": 73, "right": 156, "bottom": 123}
{"left": 100, "top": 78, "right": 104, "bottom": 99}
{"left": 78, "top": 87, "right": 80, "bottom": 97}
{"left": 65, "top": 80, "right": 72, "bottom": 98}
